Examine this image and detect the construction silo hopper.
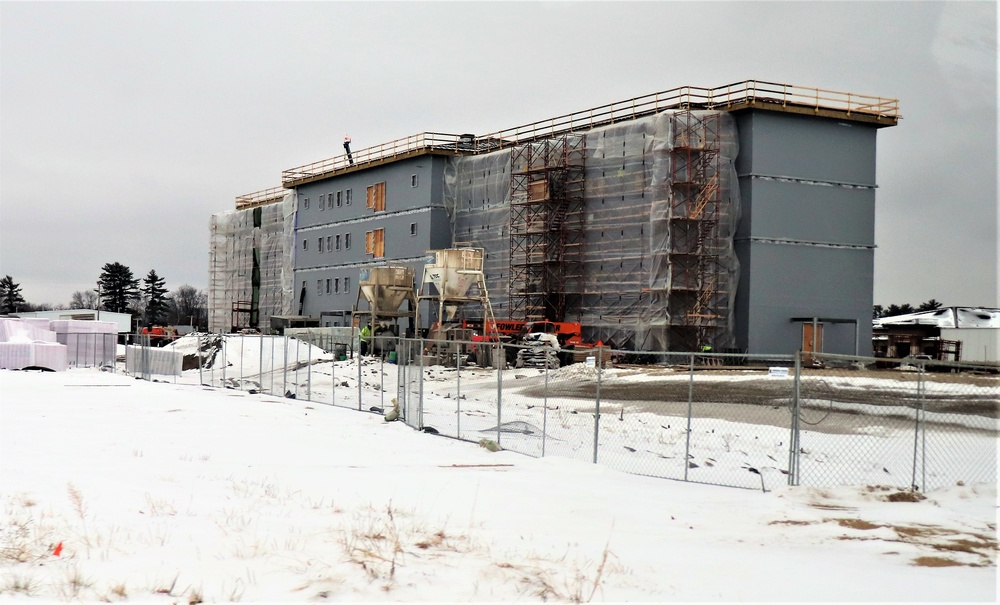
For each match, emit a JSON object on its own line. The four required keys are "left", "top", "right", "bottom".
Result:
{"left": 352, "top": 266, "right": 417, "bottom": 353}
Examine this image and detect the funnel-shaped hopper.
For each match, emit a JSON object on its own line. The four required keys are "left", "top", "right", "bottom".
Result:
{"left": 422, "top": 249, "right": 484, "bottom": 299}
{"left": 359, "top": 267, "right": 415, "bottom": 314}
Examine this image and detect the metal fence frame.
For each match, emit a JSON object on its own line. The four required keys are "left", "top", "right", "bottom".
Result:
{"left": 125, "top": 334, "right": 998, "bottom": 492}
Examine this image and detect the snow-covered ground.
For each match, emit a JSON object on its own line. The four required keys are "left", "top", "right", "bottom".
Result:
{"left": 1, "top": 335, "right": 996, "bottom": 602}
{"left": 167, "top": 335, "right": 998, "bottom": 492}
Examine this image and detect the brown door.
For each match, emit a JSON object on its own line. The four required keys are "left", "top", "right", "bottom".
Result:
{"left": 802, "top": 323, "right": 823, "bottom": 364}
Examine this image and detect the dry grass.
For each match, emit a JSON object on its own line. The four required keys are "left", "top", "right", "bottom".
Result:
{"left": 775, "top": 513, "right": 998, "bottom": 569}
{"left": 494, "top": 539, "right": 622, "bottom": 604}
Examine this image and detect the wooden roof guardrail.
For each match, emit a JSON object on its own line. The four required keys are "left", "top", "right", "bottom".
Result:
{"left": 235, "top": 186, "right": 289, "bottom": 210}
{"left": 279, "top": 80, "right": 899, "bottom": 187}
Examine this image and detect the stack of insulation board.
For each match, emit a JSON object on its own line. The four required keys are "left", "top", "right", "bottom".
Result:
{"left": 50, "top": 320, "right": 118, "bottom": 368}
{"left": 0, "top": 318, "right": 68, "bottom": 371}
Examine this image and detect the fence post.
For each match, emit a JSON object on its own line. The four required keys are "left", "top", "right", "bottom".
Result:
{"left": 593, "top": 346, "right": 604, "bottom": 464}
{"left": 542, "top": 353, "right": 549, "bottom": 457}
{"left": 380, "top": 351, "right": 385, "bottom": 411}
{"left": 455, "top": 340, "right": 462, "bottom": 440}
{"left": 259, "top": 335, "right": 264, "bottom": 394}
{"left": 198, "top": 333, "right": 204, "bottom": 386}
{"left": 282, "top": 335, "right": 288, "bottom": 396}
{"left": 790, "top": 352, "right": 802, "bottom": 486}
{"left": 911, "top": 365, "right": 926, "bottom": 491}
{"left": 496, "top": 343, "right": 503, "bottom": 446}
{"left": 418, "top": 339, "right": 426, "bottom": 428}
{"left": 239, "top": 335, "right": 245, "bottom": 390}
{"left": 332, "top": 345, "right": 337, "bottom": 407}
{"left": 357, "top": 339, "right": 363, "bottom": 411}
{"left": 307, "top": 338, "right": 312, "bottom": 402}
{"left": 684, "top": 353, "right": 695, "bottom": 481}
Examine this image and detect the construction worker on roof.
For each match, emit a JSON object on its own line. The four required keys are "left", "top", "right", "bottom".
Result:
{"left": 360, "top": 323, "right": 372, "bottom": 356}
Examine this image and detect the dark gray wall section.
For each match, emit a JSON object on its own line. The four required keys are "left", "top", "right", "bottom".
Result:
{"left": 735, "top": 110, "right": 877, "bottom": 185}
{"left": 293, "top": 156, "right": 453, "bottom": 319}
{"left": 736, "top": 178, "right": 875, "bottom": 245}
{"left": 742, "top": 243, "right": 873, "bottom": 355}
{"left": 733, "top": 109, "right": 880, "bottom": 355}
{"left": 295, "top": 156, "right": 447, "bottom": 229}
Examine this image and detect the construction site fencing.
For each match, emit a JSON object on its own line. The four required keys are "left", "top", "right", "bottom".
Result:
{"left": 123, "top": 334, "right": 997, "bottom": 493}
{"left": 60, "top": 332, "right": 117, "bottom": 369}
{"left": 391, "top": 339, "right": 997, "bottom": 492}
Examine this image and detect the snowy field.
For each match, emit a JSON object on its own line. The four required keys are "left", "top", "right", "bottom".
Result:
{"left": 1, "top": 335, "right": 996, "bottom": 602}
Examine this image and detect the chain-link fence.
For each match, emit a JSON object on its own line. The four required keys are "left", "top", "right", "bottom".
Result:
{"left": 391, "top": 339, "right": 997, "bottom": 492}
{"left": 123, "top": 333, "right": 998, "bottom": 492}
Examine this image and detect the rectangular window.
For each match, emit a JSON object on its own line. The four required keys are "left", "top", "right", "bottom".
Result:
{"left": 344, "top": 276, "right": 350, "bottom": 293}
{"left": 326, "top": 235, "right": 332, "bottom": 250}
{"left": 302, "top": 239, "right": 308, "bottom": 251}
{"left": 345, "top": 189, "right": 352, "bottom": 205}
{"left": 318, "top": 237, "right": 324, "bottom": 253}
{"left": 345, "top": 233, "right": 351, "bottom": 249}
{"left": 325, "top": 279, "right": 331, "bottom": 294}
{"left": 303, "top": 197, "right": 310, "bottom": 209}
{"left": 334, "top": 278, "right": 340, "bottom": 294}
{"left": 319, "top": 194, "right": 326, "bottom": 210}
{"left": 335, "top": 234, "right": 341, "bottom": 250}
{"left": 411, "top": 174, "right": 418, "bottom": 187}
{"left": 365, "top": 228, "right": 385, "bottom": 257}
{"left": 366, "top": 182, "right": 386, "bottom": 212}
{"left": 316, "top": 280, "right": 322, "bottom": 295}
{"left": 336, "top": 191, "right": 342, "bottom": 207}
{"left": 410, "top": 222, "right": 417, "bottom": 236}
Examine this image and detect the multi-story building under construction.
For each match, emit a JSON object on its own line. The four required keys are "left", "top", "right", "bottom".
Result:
{"left": 208, "top": 80, "right": 899, "bottom": 355}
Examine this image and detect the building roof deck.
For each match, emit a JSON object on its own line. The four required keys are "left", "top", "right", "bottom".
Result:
{"left": 269, "top": 79, "right": 899, "bottom": 190}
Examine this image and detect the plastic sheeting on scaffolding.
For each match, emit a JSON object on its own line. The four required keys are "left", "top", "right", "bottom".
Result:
{"left": 208, "top": 191, "right": 296, "bottom": 333}
{"left": 443, "top": 111, "right": 740, "bottom": 352}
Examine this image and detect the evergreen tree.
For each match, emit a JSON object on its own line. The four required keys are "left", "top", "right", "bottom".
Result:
{"left": 0, "top": 275, "right": 27, "bottom": 313}
{"left": 884, "top": 303, "right": 915, "bottom": 317}
{"left": 872, "top": 304, "right": 885, "bottom": 319}
{"left": 917, "top": 299, "right": 944, "bottom": 312}
{"left": 142, "top": 270, "right": 169, "bottom": 326}
{"left": 97, "top": 262, "right": 139, "bottom": 314}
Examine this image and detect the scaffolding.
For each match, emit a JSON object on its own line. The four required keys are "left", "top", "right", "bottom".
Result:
{"left": 508, "top": 134, "right": 586, "bottom": 323}
{"left": 208, "top": 191, "right": 295, "bottom": 333}
{"left": 444, "top": 110, "right": 740, "bottom": 352}
{"left": 664, "top": 111, "right": 729, "bottom": 350}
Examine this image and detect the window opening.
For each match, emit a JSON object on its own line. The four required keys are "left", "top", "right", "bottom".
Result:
{"left": 366, "top": 182, "right": 386, "bottom": 212}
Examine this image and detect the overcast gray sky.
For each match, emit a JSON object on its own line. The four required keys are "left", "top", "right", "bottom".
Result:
{"left": 1, "top": 1, "right": 996, "bottom": 309}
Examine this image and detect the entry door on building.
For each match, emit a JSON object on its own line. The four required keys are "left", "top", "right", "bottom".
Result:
{"left": 802, "top": 322, "right": 824, "bottom": 363}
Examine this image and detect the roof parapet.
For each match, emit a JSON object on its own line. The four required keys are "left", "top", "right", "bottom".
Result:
{"left": 280, "top": 80, "right": 900, "bottom": 188}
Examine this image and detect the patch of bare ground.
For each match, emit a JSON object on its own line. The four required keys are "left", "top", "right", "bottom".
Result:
{"left": 911, "top": 556, "right": 965, "bottom": 567}
{"left": 834, "top": 520, "right": 995, "bottom": 567}
{"left": 525, "top": 371, "right": 997, "bottom": 414}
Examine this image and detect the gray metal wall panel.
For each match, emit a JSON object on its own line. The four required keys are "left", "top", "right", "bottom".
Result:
{"left": 735, "top": 110, "right": 877, "bottom": 185}
{"left": 733, "top": 239, "right": 752, "bottom": 350}
{"left": 743, "top": 243, "right": 873, "bottom": 355}
{"left": 294, "top": 156, "right": 446, "bottom": 229}
{"left": 741, "top": 179, "right": 875, "bottom": 245}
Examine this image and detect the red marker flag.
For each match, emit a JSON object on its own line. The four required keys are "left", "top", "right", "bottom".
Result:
{"left": 53, "top": 542, "right": 63, "bottom": 557}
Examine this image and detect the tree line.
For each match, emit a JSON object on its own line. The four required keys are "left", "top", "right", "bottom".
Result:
{"left": 0, "top": 263, "right": 208, "bottom": 329}
{"left": 873, "top": 299, "right": 944, "bottom": 319}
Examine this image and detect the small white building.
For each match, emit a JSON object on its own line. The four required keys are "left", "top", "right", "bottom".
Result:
{"left": 874, "top": 307, "right": 999, "bottom": 363}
